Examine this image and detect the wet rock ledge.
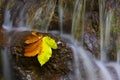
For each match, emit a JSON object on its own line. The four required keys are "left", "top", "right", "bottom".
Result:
{"left": 9, "top": 31, "right": 73, "bottom": 80}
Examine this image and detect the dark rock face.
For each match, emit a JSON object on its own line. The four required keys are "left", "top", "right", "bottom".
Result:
{"left": 84, "top": 33, "right": 99, "bottom": 58}
{"left": 9, "top": 31, "right": 73, "bottom": 80}
{"left": 0, "top": 0, "right": 7, "bottom": 47}
{"left": 0, "top": 28, "right": 7, "bottom": 46}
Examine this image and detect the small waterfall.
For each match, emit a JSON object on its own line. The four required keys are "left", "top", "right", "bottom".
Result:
{"left": 71, "top": 0, "right": 86, "bottom": 45}
{"left": 3, "top": 9, "right": 31, "bottom": 32}
{"left": 1, "top": 47, "right": 12, "bottom": 80}
{"left": 117, "top": 50, "right": 120, "bottom": 64}
{"left": 58, "top": 0, "right": 64, "bottom": 35}
{"left": 107, "top": 63, "right": 120, "bottom": 80}
{"left": 1, "top": 0, "right": 120, "bottom": 80}
{"left": 99, "top": 0, "right": 114, "bottom": 62}
{"left": 67, "top": 36, "right": 120, "bottom": 80}
{"left": 71, "top": 0, "right": 82, "bottom": 43}
{"left": 68, "top": 38, "right": 116, "bottom": 80}
{"left": 59, "top": 0, "right": 120, "bottom": 80}
{"left": 99, "top": 0, "right": 106, "bottom": 62}
{"left": 5, "top": 0, "right": 56, "bottom": 32}
{"left": 40, "top": 0, "right": 56, "bottom": 32}
{"left": 70, "top": 45, "right": 82, "bottom": 80}
{"left": 95, "top": 61, "right": 113, "bottom": 80}
{"left": 81, "top": 0, "right": 86, "bottom": 46}
{"left": 116, "top": 6, "right": 120, "bottom": 64}
{"left": 17, "top": 2, "right": 29, "bottom": 27}
{"left": 62, "top": 34, "right": 97, "bottom": 80}
{"left": 104, "top": 9, "right": 113, "bottom": 55}
{"left": 3, "top": 10, "right": 12, "bottom": 31}
{"left": 75, "top": 46, "right": 97, "bottom": 80}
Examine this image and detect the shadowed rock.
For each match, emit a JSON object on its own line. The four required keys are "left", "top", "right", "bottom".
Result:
{"left": 9, "top": 31, "right": 73, "bottom": 80}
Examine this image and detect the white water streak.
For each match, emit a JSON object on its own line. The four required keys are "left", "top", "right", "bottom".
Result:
{"left": 77, "top": 46, "right": 97, "bottom": 80}
{"left": 70, "top": 45, "right": 82, "bottom": 80}
{"left": 96, "top": 61, "right": 113, "bottom": 80}
{"left": 58, "top": 0, "right": 64, "bottom": 35}
{"left": 44, "top": 0, "right": 56, "bottom": 32}
{"left": 99, "top": 0, "right": 106, "bottom": 62}
{"left": 3, "top": 10, "right": 12, "bottom": 31}
{"left": 105, "top": 10, "right": 113, "bottom": 53}
{"left": 117, "top": 50, "right": 120, "bottom": 64}
{"left": 18, "top": 3, "right": 28, "bottom": 27}
{"left": 70, "top": 43, "right": 97, "bottom": 80}
{"left": 1, "top": 47, "right": 12, "bottom": 80}
{"left": 81, "top": 0, "right": 86, "bottom": 46}
{"left": 71, "top": 0, "right": 82, "bottom": 40}
{"left": 99, "top": 0, "right": 113, "bottom": 62}
{"left": 107, "top": 63, "right": 120, "bottom": 80}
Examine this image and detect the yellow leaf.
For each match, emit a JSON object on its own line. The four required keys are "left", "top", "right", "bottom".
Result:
{"left": 43, "top": 36, "right": 58, "bottom": 49}
{"left": 37, "top": 36, "right": 58, "bottom": 66}
{"left": 24, "top": 31, "right": 58, "bottom": 66}
{"left": 37, "top": 43, "right": 52, "bottom": 66}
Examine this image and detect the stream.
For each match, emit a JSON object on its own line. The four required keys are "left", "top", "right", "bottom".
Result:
{"left": 1, "top": 0, "right": 120, "bottom": 80}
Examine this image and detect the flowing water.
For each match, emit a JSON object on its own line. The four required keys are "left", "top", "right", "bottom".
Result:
{"left": 58, "top": 0, "right": 64, "bottom": 35}
{"left": 99, "top": 0, "right": 106, "bottom": 62}
{"left": 99, "top": 0, "right": 114, "bottom": 62}
{"left": 3, "top": 10, "right": 12, "bottom": 31}
{"left": 95, "top": 61, "right": 113, "bottom": 80}
{"left": 71, "top": 0, "right": 83, "bottom": 43}
{"left": 1, "top": 47, "right": 12, "bottom": 80}
{"left": 1, "top": 0, "right": 120, "bottom": 80}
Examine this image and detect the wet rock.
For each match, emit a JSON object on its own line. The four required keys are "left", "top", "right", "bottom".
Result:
{"left": 84, "top": 32, "right": 100, "bottom": 58}
{"left": 9, "top": 31, "right": 73, "bottom": 80}
{"left": 0, "top": 0, "right": 7, "bottom": 47}
{"left": 0, "top": 27, "right": 7, "bottom": 46}
{"left": 8, "top": 0, "right": 56, "bottom": 30}
{"left": 0, "top": 47, "right": 3, "bottom": 80}
{"left": 0, "top": 12, "right": 6, "bottom": 46}
{"left": 0, "top": 13, "right": 3, "bottom": 27}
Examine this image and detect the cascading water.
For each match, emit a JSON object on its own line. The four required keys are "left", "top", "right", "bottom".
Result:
{"left": 1, "top": 0, "right": 120, "bottom": 80}
{"left": 69, "top": 0, "right": 120, "bottom": 80}
{"left": 95, "top": 61, "right": 113, "bottom": 80}
{"left": 99, "top": 0, "right": 115, "bottom": 62}
{"left": 71, "top": 45, "right": 97, "bottom": 80}
{"left": 41, "top": 0, "right": 56, "bottom": 32}
{"left": 58, "top": 0, "right": 63, "bottom": 35}
{"left": 117, "top": 50, "right": 120, "bottom": 64}
{"left": 99, "top": 0, "right": 106, "bottom": 62}
{"left": 107, "top": 63, "right": 120, "bottom": 80}
{"left": 71, "top": 0, "right": 82, "bottom": 43}
{"left": 3, "top": 10, "right": 12, "bottom": 31}
{"left": 1, "top": 47, "right": 12, "bottom": 80}
{"left": 116, "top": 2, "right": 120, "bottom": 64}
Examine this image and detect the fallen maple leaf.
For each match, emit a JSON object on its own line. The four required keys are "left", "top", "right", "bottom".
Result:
{"left": 24, "top": 31, "right": 58, "bottom": 66}
{"left": 24, "top": 39, "right": 43, "bottom": 57}
{"left": 25, "top": 31, "right": 43, "bottom": 44}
